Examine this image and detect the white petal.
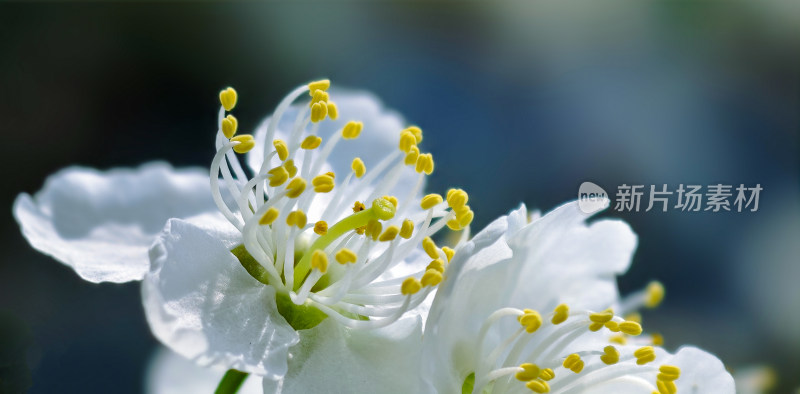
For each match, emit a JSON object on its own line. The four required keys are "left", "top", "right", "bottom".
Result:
{"left": 670, "top": 346, "right": 735, "bottom": 393}
{"left": 265, "top": 315, "right": 423, "bottom": 394}
{"left": 422, "top": 206, "right": 524, "bottom": 392}
{"left": 13, "top": 162, "right": 226, "bottom": 283}
{"left": 142, "top": 219, "right": 299, "bottom": 378}
{"left": 146, "top": 347, "right": 262, "bottom": 394}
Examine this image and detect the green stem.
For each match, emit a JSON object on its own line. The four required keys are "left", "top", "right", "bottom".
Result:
{"left": 215, "top": 369, "right": 249, "bottom": 394}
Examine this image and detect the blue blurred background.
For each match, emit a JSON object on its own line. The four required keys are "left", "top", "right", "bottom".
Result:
{"left": 0, "top": 2, "right": 797, "bottom": 393}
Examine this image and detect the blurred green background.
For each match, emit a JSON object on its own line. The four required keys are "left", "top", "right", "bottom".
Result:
{"left": 0, "top": 2, "right": 797, "bottom": 393}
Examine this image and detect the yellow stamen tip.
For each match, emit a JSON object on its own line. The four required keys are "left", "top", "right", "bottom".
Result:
{"left": 378, "top": 225, "right": 400, "bottom": 242}
{"left": 352, "top": 157, "right": 366, "bottom": 178}
{"left": 231, "top": 134, "right": 255, "bottom": 154}
{"left": 312, "top": 174, "right": 335, "bottom": 193}
{"left": 415, "top": 153, "right": 434, "bottom": 174}
{"left": 551, "top": 304, "right": 569, "bottom": 325}
{"left": 219, "top": 87, "right": 237, "bottom": 111}
{"left": 335, "top": 248, "right": 357, "bottom": 265}
{"left": 301, "top": 135, "right": 322, "bottom": 150}
{"left": 515, "top": 363, "right": 540, "bottom": 382}
{"left": 420, "top": 193, "right": 443, "bottom": 210}
{"left": 399, "top": 130, "right": 417, "bottom": 153}
{"left": 310, "top": 250, "right": 328, "bottom": 273}
{"left": 259, "top": 207, "right": 280, "bottom": 225}
{"left": 342, "top": 121, "right": 363, "bottom": 139}
{"left": 539, "top": 368, "right": 555, "bottom": 381}
{"left": 426, "top": 259, "right": 445, "bottom": 273}
{"left": 400, "top": 219, "right": 414, "bottom": 239}
{"left": 308, "top": 79, "right": 330, "bottom": 92}
{"left": 401, "top": 277, "right": 422, "bottom": 295}
{"left": 519, "top": 310, "right": 542, "bottom": 333}
{"left": 403, "top": 126, "right": 423, "bottom": 144}
{"left": 645, "top": 281, "right": 665, "bottom": 308}
{"left": 221, "top": 115, "right": 238, "bottom": 139}
{"left": 286, "top": 210, "right": 307, "bottom": 229}
{"left": 420, "top": 269, "right": 442, "bottom": 287}
{"left": 441, "top": 246, "right": 455, "bottom": 262}
{"left": 273, "top": 139, "right": 289, "bottom": 161}
{"left": 314, "top": 221, "right": 328, "bottom": 235}
{"left": 286, "top": 177, "right": 307, "bottom": 198}
{"left": 404, "top": 145, "right": 420, "bottom": 166}
{"left": 310, "top": 101, "right": 328, "bottom": 123}
{"left": 422, "top": 237, "right": 439, "bottom": 259}
{"left": 365, "top": 219, "right": 382, "bottom": 241}
{"left": 326, "top": 101, "right": 339, "bottom": 120}
{"left": 526, "top": 379, "right": 550, "bottom": 393}
{"left": 600, "top": 345, "right": 620, "bottom": 365}
{"left": 267, "top": 166, "right": 289, "bottom": 187}
{"left": 284, "top": 159, "right": 298, "bottom": 178}
{"left": 619, "top": 321, "right": 643, "bottom": 336}
{"left": 446, "top": 188, "right": 469, "bottom": 208}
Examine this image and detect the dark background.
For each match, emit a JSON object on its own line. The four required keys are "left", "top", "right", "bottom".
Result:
{"left": 1, "top": 2, "right": 797, "bottom": 393}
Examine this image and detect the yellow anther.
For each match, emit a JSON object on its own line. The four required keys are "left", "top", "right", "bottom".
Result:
{"left": 619, "top": 321, "right": 643, "bottom": 336}
{"left": 273, "top": 139, "right": 289, "bottom": 161}
{"left": 539, "top": 368, "right": 555, "bottom": 381}
{"left": 658, "top": 365, "right": 681, "bottom": 381}
{"left": 399, "top": 131, "right": 417, "bottom": 153}
{"left": 625, "top": 312, "right": 642, "bottom": 323}
{"left": 310, "top": 102, "right": 328, "bottom": 123}
{"left": 651, "top": 333, "right": 664, "bottom": 346}
{"left": 399, "top": 219, "right": 415, "bottom": 239}
{"left": 563, "top": 354, "right": 584, "bottom": 373}
{"left": 352, "top": 157, "right": 366, "bottom": 178}
{"left": 401, "top": 277, "right": 422, "bottom": 295}
{"left": 378, "top": 225, "right": 400, "bottom": 242}
{"left": 656, "top": 380, "right": 677, "bottom": 394}
{"left": 335, "top": 248, "right": 357, "bottom": 265}
{"left": 446, "top": 188, "right": 469, "bottom": 208}
{"left": 600, "top": 345, "right": 620, "bottom": 365}
{"left": 222, "top": 115, "right": 238, "bottom": 139}
{"left": 309, "top": 89, "right": 329, "bottom": 106}
{"left": 286, "top": 210, "right": 307, "bottom": 229}
{"left": 352, "top": 201, "right": 366, "bottom": 212}
{"left": 589, "top": 309, "right": 614, "bottom": 323}
{"left": 515, "top": 363, "right": 541, "bottom": 382}
{"left": 519, "top": 310, "right": 542, "bottom": 333}
{"left": 231, "top": 135, "right": 255, "bottom": 154}
{"left": 268, "top": 166, "right": 290, "bottom": 187}
{"left": 325, "top": 171, "right": 335, "bottom": 179}
{"left": 421, "top": 193, "right": 443, "bottom": 210}
{"left": 312, "top": 174, "right": 335, "bottom": 193}
{"left": 404, "top": 145, "right": 420, "bottom": 165}
{"left": 634, "top": 346, "right": 657, "bottom": 365}
{"left": 605, "top": 321, "right": 620, "bottom": 332}
{"left": 446, "top": 218, "right": 462, "bottom": 231}
{"left": 422, "top": 237, "right": 439, "bottom": 259}
{"left": 301, "top": 135, "right": 322, "bottom": 150}
{"left": 441, "top": 246, "right": 455, "bottom": 262}
{"left": 426, "top": 259, "right": 445, "bottom": 273}
{"left": 420, "top": 269, "right": 443, "bottom": 287}
{"left": 645, "top": 281, "right": 665, "bottom": 308}
{"left": 383, "top": 195, "right": 398, "bottom": 207}
{"left": 259, "top": 207, "right": 280, "bottom": 225}
{"left": 310, "top": 250, "right": 328, "bottom": 274}
{"left": 307, "top": 79, "right": 330, "bottom": 92}
{"left": 609, "top": 334, "right": 628, "bottom": 345}
{"left": 526, "top": 380, "right": 550, "bottom": 393}
{"left": 219, "top": 87, "right": 237, "bottom": 111}
{"left": 551, "top": 304, "right": 569, "bottom": 325}
{"left": 588, "top": 322, "right": 605, "bottom": 332}
{"left": 403, "top": 126, "right": 423, "bottom": 144}
{"left": 458, "top": 209, "right": 474, "bottom": 227}
{"left": 283, "top": 159, "right": 298, "bottom": 177}
{"left": 314, "top": 221, "right": 328, "bottom": 235}
{"left": 342, "top": 121, "right": 363, "bottom": 139}
{"left": 415, "top": 153, "right": 434, "bottom": 174}
{"left": 326, "top": 101, "right": 339, "bottom": 120}
{"left": 365, "top": 219, "right": 383, "bottom": 241}
{"left": 286, "top": 177, "right": 307, "bottom": 198}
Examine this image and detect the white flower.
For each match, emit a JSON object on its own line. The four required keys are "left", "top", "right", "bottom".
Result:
{"left": 421, "top": 201, "right": 735, "bottom": 393}
{"left": 141, "top": 81, "right": 475, "bottom": 388}
{"left": 13, "top": 162, "right": 227, "bottom": 283}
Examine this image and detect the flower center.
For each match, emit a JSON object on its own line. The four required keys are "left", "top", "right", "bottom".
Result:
{"left": 466, "top": 283, "right": 678, "bottom": 394}
{"left": 208, "top": 81, "right": 474, "bottom": 330}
